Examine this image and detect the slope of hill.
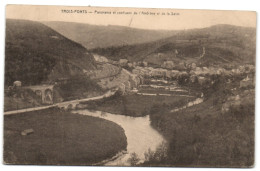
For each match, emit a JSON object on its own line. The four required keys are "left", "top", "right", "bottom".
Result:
{"left": 5, "top": 19, "right": 96, "bottom": 86}
{"left": 43, "top": 21, "right": 177, "bottom": 49}
{"left": 92, "top": 24, "right": 256, "bottom": 67}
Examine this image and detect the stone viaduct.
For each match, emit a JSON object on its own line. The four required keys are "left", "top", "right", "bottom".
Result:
{"left": 24, "top": 85, "right": 54, "bottom": 104}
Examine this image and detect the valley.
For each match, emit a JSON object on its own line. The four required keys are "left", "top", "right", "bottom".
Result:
{"left": 4, "top": 19, "right": 256, "bottom": 167}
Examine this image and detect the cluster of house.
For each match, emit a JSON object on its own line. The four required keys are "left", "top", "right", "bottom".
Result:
{"left": 133, "top": 66, "right": 187, "bottom": 78}
{"left": 92, "top": 53, "right": 150, "bottom": 69}
{"left": 221, "top": 95, "right": 241, "bottom": 113}
{"left": 161, "top": 61, "right": 186, "bottom": 70}
{"left": 92, "top": 54, "right": 255, "bottom": 91}
{"left": 189, "top": 63, "right": 255, "bottom": 76}
{"left": 116, "top": 59, "right": 148, "bottom": 68}
{"left": 93, "top": 54, "right": 109, "bottom": 63}
{"left": 95, "top": 66, "right": 143, "bottom": 94}
{"left": 221, "top": 88, "right": 255, "bottom": 113}
{"left": 131, "top": 63, "right": 255, "bottom": 86}
{"left": 8, "top": 80, "right": 22, "bottom": 90}
{"left": 240, "top": 75, "right": 255, "bottom": 88}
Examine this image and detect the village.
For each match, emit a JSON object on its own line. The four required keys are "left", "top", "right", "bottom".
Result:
{"left": 90, "top": 53, "right": 256, "bottom": 116}
{"left": 3, "top": 10, "right": 256, "bottom": 167}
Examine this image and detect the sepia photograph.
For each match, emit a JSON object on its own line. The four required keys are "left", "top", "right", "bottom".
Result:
{"left": 3, "top": 4, "right": 256, "bottom": 167}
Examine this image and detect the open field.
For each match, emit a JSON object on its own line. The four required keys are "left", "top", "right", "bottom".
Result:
{"left": 4, "top": 107, "right": 127, "bottom": 165}
{"left": 82, "top": 93, "right": 195, "bottom": 117}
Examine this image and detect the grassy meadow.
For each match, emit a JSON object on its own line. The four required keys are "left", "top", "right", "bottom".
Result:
{"left": 4, "top": 107, "right": 127, "bottom": 165}
{"left": 82, "top": 92, "right": 195, "bottom": 117}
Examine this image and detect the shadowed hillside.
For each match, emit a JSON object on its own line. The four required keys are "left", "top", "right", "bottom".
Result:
{"left": 43, "top": 21, "right": 177, "bottom": 49}
{"left": 92, "top": 24, "right": 256, "bottom": 67}
{"left": 5, "top": 19, "right": 96, "bottom": 86}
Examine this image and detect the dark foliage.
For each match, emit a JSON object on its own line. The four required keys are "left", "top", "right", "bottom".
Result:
{"left": 147, "top": 80, "right": 255, "bottom": 167}
{"left": 5, "top": 19, "right": 96, "bottom": 86}
{"left": 55, "top": 75, "right": 104, "bottom": 101}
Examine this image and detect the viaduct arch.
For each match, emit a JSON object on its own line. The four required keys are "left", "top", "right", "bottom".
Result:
{"left": 24, "top": 85, "right": 54, "bottom": 104}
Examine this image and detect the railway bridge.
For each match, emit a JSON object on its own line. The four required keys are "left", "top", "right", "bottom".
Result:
{"left": 24, "top": 85, "right": 54, "bottom": 104}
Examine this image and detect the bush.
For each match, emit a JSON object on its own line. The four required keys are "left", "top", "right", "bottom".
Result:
{"left": 144, "top": 141, "right": 168, "bottom": 164}
{"left": 128, "top": 152, "right": 140, "bottom": 166}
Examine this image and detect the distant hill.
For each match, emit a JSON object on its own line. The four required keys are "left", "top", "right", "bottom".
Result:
{"left": 91, "top": 24, "right": 256, "bottom": 67}
{"left": 43, "top": 21, "right": 177, "bottom": 49}
{"left": 5, "top": 19, "right": 96, "bottom": 86}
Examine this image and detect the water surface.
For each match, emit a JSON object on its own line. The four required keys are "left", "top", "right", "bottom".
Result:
{"left": 73, "top": 110, "right": 165, "bottom": 166}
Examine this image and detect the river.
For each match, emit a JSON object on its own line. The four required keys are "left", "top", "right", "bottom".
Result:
{"left": 72, "top": 110, "right": 165, "bottom": 166}
{"left": 71, "top": 79, "right": 200, "bottom": 166}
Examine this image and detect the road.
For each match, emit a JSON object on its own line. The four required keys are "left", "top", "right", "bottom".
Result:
{"left": 4, "top": 90, "right": 117, "bottom": 115}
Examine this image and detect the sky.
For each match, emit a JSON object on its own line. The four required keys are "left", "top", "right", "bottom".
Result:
{"left": 6, "top": 5, "right": 256, "bottom": 30}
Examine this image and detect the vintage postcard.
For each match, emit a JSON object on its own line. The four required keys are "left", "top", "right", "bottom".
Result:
{"left": 4, "top": 5, "right": 256, "bottom": 167}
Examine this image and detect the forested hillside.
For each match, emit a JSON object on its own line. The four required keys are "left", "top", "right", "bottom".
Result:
{"left": 92, "top": 24, "right": 256, "bottom": 67}
{"left": 5, "top": 19, "right": 96, "bottom": 86}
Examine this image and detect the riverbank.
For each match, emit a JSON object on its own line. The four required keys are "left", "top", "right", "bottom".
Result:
{"left": 4, "top": 107, "right": 127, "bottom": 165}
